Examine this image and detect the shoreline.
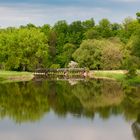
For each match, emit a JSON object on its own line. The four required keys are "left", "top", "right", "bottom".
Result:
{"left": 0, "top": 71, "right": 34, "bottom": 83}
{"left": 0, "top": 70, "right": 140, "bottom": 85}
{"left": 89, "top": 70, "right": 140, "bottom": 85}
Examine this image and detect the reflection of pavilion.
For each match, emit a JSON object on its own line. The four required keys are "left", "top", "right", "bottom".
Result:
{"left": 68, "top": 80, "right": 79, "bottom": 85}
{"left": 34, "top": 74, "right": 86, "bottom": 84}
{"left": 132, "top": 121, "right": 140, "bottom": 140}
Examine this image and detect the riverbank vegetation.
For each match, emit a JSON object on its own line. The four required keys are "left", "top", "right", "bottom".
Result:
{"left": 0, "top": 71, "right": 33, "bottom": 83}
{"left": 0, "top": 13, "right": 140, "bottom": 82}
{"left": 93, "top": 70, "right": 126, "bottom": 81}
{"left": 93, "top": 70, "right": 140, "bottom": 85}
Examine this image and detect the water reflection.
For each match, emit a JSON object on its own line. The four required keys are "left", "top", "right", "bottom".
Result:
{"left": 132, "top": 115, "right": 140, "bottom": 140}
{"left": 0, "top": 79, "right": 139, "bottom": 122}
{"left": 0, "top": 79, "right": 140, "bottom": 140}
{"left": 0, "top": 82, "right": 49, "bottom": 123}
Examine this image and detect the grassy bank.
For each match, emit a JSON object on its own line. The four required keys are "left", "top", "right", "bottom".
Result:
{"left": 92, "top": 70, "right": 126, "bottom": 81}
{"left": 1, "top": 70, "right": 140, "bottom": 85}
{"left": 0, "top": 71, "right": 34, "bottom": 83}
{"left": 91, "top": 70, "right": 140, "bottom": 85}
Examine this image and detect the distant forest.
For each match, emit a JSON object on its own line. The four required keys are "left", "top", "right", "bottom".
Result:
{"left": 0, "top": 12, "right": 140, "bottom": 72}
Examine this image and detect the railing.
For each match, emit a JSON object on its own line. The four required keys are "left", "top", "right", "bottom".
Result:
{"left": 34, "top": 68, "right": 87, "bottom": 76}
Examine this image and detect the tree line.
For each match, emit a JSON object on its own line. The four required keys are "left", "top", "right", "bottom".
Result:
{"left": 0, "top": 13, "right": 140, "bottom": 72}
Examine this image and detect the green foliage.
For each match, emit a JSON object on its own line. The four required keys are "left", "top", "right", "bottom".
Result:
{"left": 111, "top": 23, "right": 122, "bottom": 36}
{"left": 0, "top": 14, "right": 140, "bottom": 73}
{"left": 94, "top": 71, "right": 126, "bottom": 81}
{"left": 0, "top": 28, "right": 48, "bottom": 71}
{"left": 73, "top": 38, "right": 123, "bottom": 70}
{"left": 47, "top": 30, "right": 57, "bottom": 65}
{"left": 101, "top": 38, "right": 123, "bottom": 70}
{"left": 125, "top": 56, "right": 138, "bottom": 78}
{"left": 84, "top": 27, "right": 100, "bottom": 39}
{"left": 41, "top": 24, "right": 51, "bottom": 37}
{"left": 68, "top": 20, "right": 84, "bottom": 45}
{"left": 0, "top": 71, "right": 33, "bottom": 83}
{"left": 53, "top": 20, "right": 68, "bottom": 54}
{"left": 50, "top": 64, "right": 60, "bottom": 69}
{"left": 82, "top": 18, "right": 95, "bottom": 30}
{"left": 125, "top": 26, "right": 140, "bottom": 76}
{"left": 131, "top": 29, "right": 140, "bottom": 58}
{"left": 73, "top": 39, "right": 102, "bottom": 69}
{"left": 118, "top": 18, "right": 139, "bottom": 43}
{"left": 97, "top": 19, "right": 113, "bottom": 38}
{"left": 136, "top": 12, "right": 140, "bottom": 23}
{"left": 56, "top": 43, "right": 76, "bottom": 67}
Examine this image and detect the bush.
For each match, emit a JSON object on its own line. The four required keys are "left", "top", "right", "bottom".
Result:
{"left": 50, "top": 64, "right": 60, "bottom": 69}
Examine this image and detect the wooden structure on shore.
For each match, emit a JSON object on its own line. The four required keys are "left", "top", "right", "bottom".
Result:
{"left": 34, "top": 68, "right": 87, "bottom": 77}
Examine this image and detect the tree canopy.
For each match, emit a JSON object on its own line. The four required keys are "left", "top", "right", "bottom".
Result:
{"left": 0, "top": 12, "right": 140, "bottom": 71}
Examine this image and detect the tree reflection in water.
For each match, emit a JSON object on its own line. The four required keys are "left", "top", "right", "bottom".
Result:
{"left": 132, "top": 118, "right": 140, "bottom": 140}
{"left": 0, "top": 79, "right": 140, "bottom": 127}
{"left": 0, "top": 82, "right": 50, "bottom": 123}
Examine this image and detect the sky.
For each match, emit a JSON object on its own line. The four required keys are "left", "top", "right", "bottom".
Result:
{"left": 0, "top": 0, "right": 139, "bottom": 27}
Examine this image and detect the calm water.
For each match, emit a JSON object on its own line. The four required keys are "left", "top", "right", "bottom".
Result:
{"left": 0, "top": 79, "right": 140, "bottom": 140}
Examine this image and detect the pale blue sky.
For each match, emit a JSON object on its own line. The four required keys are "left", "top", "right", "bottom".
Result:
{"left": 0, "top": 0, "right": 139, "bottom": 27}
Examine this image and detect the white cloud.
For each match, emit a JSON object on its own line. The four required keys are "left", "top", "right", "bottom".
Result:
{"left": 0, "top": 4, "right": 111, "bottom": 27}
{"left": 0, "top": 3, "right": 137, "bottom": 27}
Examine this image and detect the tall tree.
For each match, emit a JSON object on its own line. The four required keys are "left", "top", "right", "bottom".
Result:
{"left": 48, "top": 30, "right": 57, "bottom": 65}
{"left": 101, "top": 38, "right": 123, "bottom": 70}
{"left": 73, "top": 39, "right": 102, "bottom": 69}
{"left": 97, "top": 19, "right": 112, "bottom": 38}
{"left": 0, "top": 28, "right": 48, "bottom": 71}
{"left": 68, "top": 20, "right": 84, "bottom": 45}
{"left": 136, "top": 12, "right": 140, "bottom": 23}
{"left": 82, "top": 18, "right": 95, "bottom": 31}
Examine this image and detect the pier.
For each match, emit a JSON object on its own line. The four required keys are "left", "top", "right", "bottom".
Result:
{"left": 34, "top": 68, "right": 87, "bottom": 77}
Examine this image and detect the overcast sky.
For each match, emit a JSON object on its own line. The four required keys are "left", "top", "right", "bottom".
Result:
{"left": 0, "top": 0, "right": 139, "bottom": 27}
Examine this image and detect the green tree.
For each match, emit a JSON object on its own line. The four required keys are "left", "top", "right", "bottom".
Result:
{"left": 118, "top": 17, "right": 139, "bottom": 43}
{"left": 101, "top": 38, "right": 123, "bottom": 70}
{"left": 0, "top": 28, "right": 48, "bottom": 71}
{"left": 47, "top": 30, "right": 57, "bottom": 66}
{"left": 41, "top": 24, "right": 51, "bottom": 37}
{"left": 67, "top": 20, "right": 84, "bottom": 45}
{"left": 111, "top": 23, "right": 122, "bottom": 36}
{"left": 73, "top": 39, "right": 102, "bottom": 69}
{"left": 125, "top": 27, "right": 140, "bottom": 76}
{"left": 53, "top": 20, "right": 68, "bottom": 54}
{"left": 136, "top": 12, "right": 140, "bottom": 23}
{"left": 97, "top": 19, "right": 112, "bottom": 38}
{"left": 56, "top": 43, "right": 76, "bottom": 67}
{"left": 82, "top": 18, "right": 95, "bottom": 31}
{"left": 84, "top": 27, "right": 100, "bottom": 39}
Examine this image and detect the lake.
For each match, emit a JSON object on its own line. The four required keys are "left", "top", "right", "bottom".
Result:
{"left": 0, "top": 78, "right": 140, "bottom": 140}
